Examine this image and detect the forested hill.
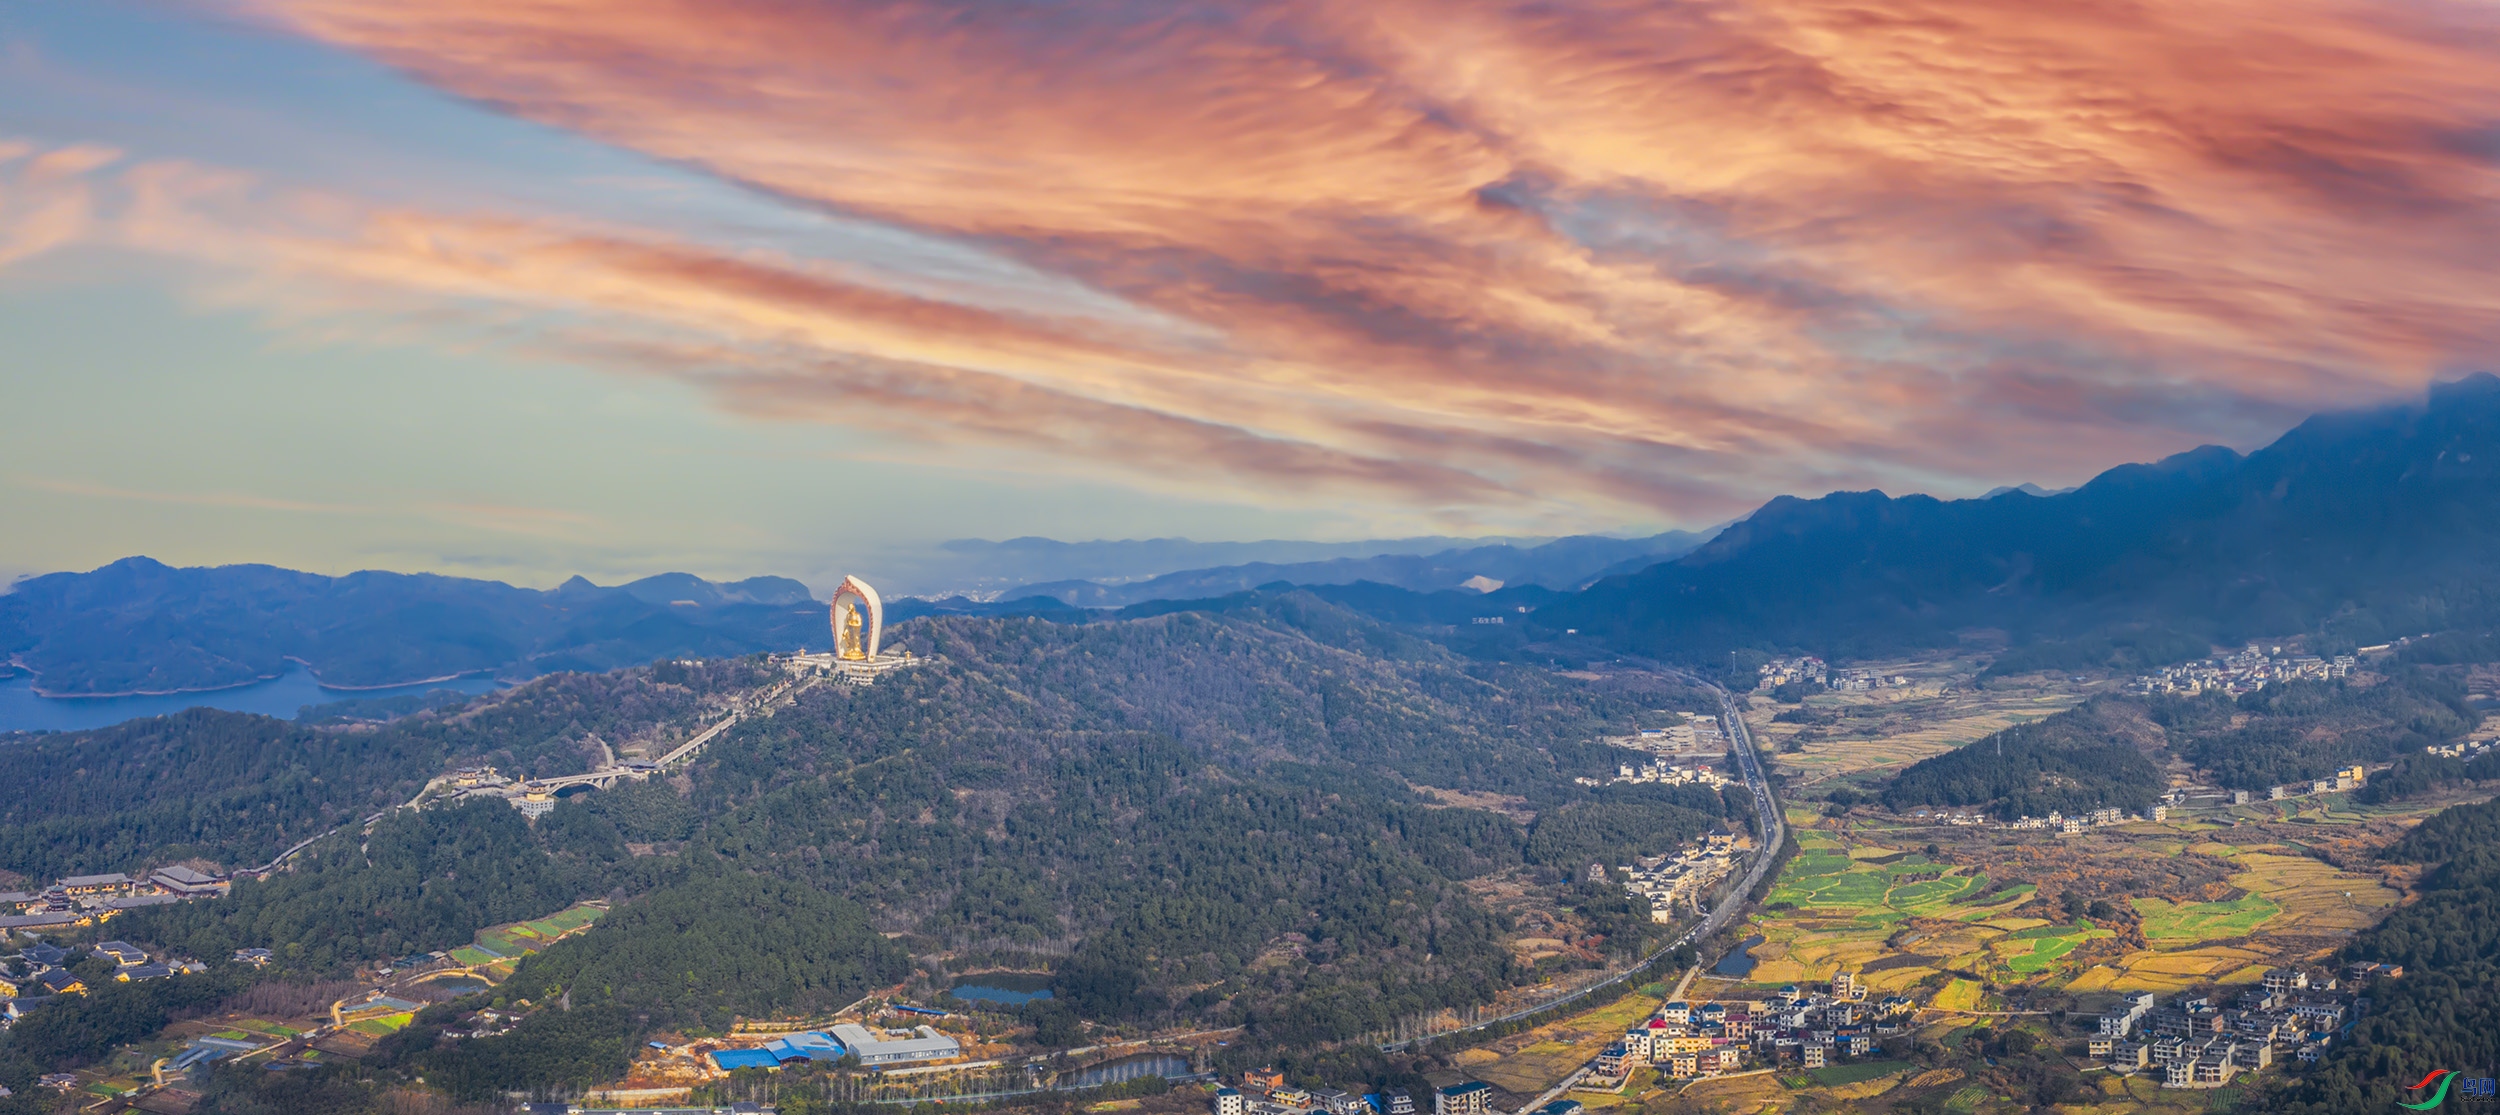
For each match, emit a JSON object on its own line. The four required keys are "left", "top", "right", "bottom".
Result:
{"left": 1877, "top": 675, "right": 2480, "bottom": 819}
{"left": 12, "top": 593, "right": 1744, "bottom": 1098}
{"left": 2283, "top": 795, "right": 2500, "bottom": 1112}
{"left": 1549, "top": 374, "right": 2500, "bottom": 662}
{"left": 0, "top": 659, "right": 777, "bottom": 879}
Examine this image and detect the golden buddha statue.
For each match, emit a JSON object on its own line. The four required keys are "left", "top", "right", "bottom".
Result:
{"left": 839, "top": 606, "right": 867, "bottom": 660}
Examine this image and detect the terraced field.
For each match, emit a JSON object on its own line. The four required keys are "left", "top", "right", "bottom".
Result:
{"left": 2133, "top": 895, "right": 2282, "bottom": 944}
{"left": 448, "top": 901, "right": 608, "bottom": 981}
{"left": 1744, "top": 827, "right": 2046, "bottom": 991}
{"left": 1996, "top": 923, "right": 2115, "bottom": 973}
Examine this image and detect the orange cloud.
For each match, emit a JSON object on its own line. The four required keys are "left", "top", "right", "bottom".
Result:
{"left": 26, "top": 0, "right": 2500, "bottom": 525}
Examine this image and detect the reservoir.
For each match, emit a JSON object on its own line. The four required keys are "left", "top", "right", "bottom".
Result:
{"left": 0, "top": 665, "right": 501, "bottom": 734}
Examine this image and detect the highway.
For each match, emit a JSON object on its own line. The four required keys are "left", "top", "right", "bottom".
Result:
{"left": 1384, "top": 671, "right": 1784, "bottom": 1060}
{"left": 1688, "top": 679, "right": 1786, "bottom": 943}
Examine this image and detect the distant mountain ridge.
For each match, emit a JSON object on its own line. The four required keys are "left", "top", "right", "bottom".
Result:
{"left": 0, "top": 560, "right": 826, "bottom": 697}
{"left": 993, "top": 531, "right": 1710, "bottom": 607}
{"left": 1552, "top": 373, "right": 2500, "bottom": 661}
{"left": 884, "top": 533, "right": 1571, "bottom": 597}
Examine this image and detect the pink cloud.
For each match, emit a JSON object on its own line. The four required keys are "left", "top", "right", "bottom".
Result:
{"left": 27, "top": 0, "right": 2500, "bottom": 524}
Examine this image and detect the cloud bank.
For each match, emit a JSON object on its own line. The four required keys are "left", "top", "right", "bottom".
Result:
{"left": 23, "top": 0, "right": 2500, "bottom": 526}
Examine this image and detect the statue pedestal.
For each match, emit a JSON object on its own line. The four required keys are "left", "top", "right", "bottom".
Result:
{"left": 832, "top": 654, "right": 924, "bottom": 686}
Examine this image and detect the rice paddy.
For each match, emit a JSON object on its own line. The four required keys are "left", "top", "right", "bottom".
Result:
{"left": 1930, "top": 979, "right": 1984, "bottom": 1012}
{"left": 2133, "top": 896, "right": 2281, "bottom": 944}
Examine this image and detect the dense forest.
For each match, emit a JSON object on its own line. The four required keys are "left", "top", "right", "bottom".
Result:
{"left": 2280, "top": 795, "right": 2500, "bottom": 1112}
{"left": 1879, "top": 699, "right": 2164, "bottom": 819}
{"left": 0, "top": 594, "right": 1742, "bottom": 1103}
{"left": 121, "top": 800, "right": 630, "bottom": 971}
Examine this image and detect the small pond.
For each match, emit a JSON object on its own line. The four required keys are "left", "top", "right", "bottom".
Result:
{"left": 1713, "top": 934, "right": 1765, "bottom": 978}
{"left": 948, "top": 972, "right": 1054, "bottom": 1006}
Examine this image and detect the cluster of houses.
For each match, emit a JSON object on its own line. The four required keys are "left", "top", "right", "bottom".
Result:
{"left": 0, "top": 865, "right": 232, "bottom": 933}
{"left": 1598, "top": 760, "right": 1731, "bottom": 789}
{"left": 1619, "top": 828, "right": 1745, "bottom": 921}
{"left": 2424, "top": 739, "right": 2494, "bottom": 761}
{"left": 1579, "top": 715, "right": 1734, "bottom": 788}
{"left": 0, "top": 939, "right": 214, "bottom": 1024}
{"left": 2225, "top": 766, "right": 2370, "bottom": 805}
{"left": 2008, "top": 806, "right": 2168, "bottom": 833}
{"left": 1587, "top": 971, "right": 1914, "bottom": 1083}
{"left": 2130, "top": 647, "right": 2356, "bottom": 697}
{"left": 1217, "top": 1071, "right": 1513, "bottom": 1115}
{"left": 2087, "top": 965, "right": 2389, "bottom": 1088}
{"left": 1756, "top": 657, "right": 1828, "bottom": 689}
{"left": 1753, "top": 658, "right": 1912, "bottom": 693}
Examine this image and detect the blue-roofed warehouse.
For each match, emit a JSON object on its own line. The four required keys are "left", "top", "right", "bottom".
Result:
{"left": 710, "top": 1031, "right": 848, "bottom": 1071}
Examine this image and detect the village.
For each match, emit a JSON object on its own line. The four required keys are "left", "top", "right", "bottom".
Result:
{"left": 2126, "top": 645, "right": 2356, "bottom": 696}
{"left": 2079, "top": 963, "right": 2397, "bottom": 1088}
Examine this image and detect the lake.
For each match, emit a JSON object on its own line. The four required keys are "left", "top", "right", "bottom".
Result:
{"left": 0, "top": 665, "right": 503, "bottom": 733}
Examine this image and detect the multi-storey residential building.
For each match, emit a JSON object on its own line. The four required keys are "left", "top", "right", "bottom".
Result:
{"left": 1434, "top": 1082, "right": 1492, "bottom": 1115}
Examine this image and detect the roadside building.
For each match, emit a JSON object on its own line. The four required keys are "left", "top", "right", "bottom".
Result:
{"left": 1433, "top": 1082, "right": 1492, "bottom": 1115}
{"left": 1215, "top": 1088, "right": 1245, "bottom": 1115}
{"left": 1382, "top": 1090, "right": 1414, "bottom": 1115}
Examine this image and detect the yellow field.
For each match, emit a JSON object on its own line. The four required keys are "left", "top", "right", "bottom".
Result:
{"left": 2228, "top": 852, "right": 2400, "bottom": 932}
{"left": 1460, "top": 987, "right": 1664, "bottom": 1096}
{"left": 1744, "top": 664, "right": 2095, "bottom": 784}
{"left": 1931, "top": 979, "right": 1984, "bottom": 1012}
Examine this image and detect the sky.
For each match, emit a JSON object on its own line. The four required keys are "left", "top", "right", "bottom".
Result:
{"left": 5, "top": 0, "right": 2499, "bottom": 590}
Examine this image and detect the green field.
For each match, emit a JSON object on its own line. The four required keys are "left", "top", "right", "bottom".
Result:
{"left": 1764, "top": 851, "right": 1988, "bottom": 920}
{"left": 460, "top": 902, "right": 606, "bottom": 970}
{"left": 1807, "top": 1060, "right": 1912, "bottom": 1087}
{"left": 348, "top": 1012, "right": 415, "bottom": 1036}
{"left": 2134, "top": 895, "right": 2282, "bottom": 943}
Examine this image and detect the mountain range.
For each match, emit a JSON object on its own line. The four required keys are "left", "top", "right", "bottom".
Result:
{"left": 13, "top": 374, "right": 2500, "bottom": 699}
{"left": 1550, "top": 373, "right": 2500, "bottom": 663}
